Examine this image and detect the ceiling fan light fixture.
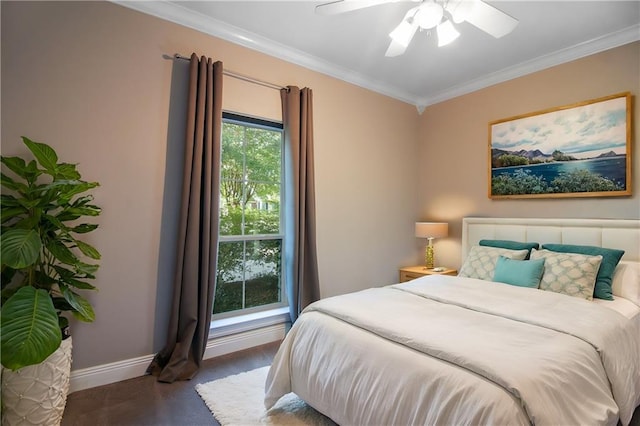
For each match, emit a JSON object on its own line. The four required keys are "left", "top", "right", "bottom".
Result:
{"left": 437, "top": 20, "right": 460, "bottom": 46}
{"left": 415, "top": 1, "right": 444, "bottom": 29}
{"left": 389, "top": 19, "right": 417, "bottom": 47}
{"left": 448, "top": 0, "right": 478, "bottom": 24}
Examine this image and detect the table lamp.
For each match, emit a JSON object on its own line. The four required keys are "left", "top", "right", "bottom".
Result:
{"left": 415, "top": 222, "right": 448, "bottom": 269}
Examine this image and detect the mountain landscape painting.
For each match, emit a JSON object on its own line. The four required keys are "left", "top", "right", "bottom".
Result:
{"left": 489, "top": 93, "right": 631, "bottom": 199}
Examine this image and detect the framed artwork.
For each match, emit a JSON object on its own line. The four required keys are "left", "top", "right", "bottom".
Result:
{"left": 489, "top": 92, "right": 632, "bottom": 199}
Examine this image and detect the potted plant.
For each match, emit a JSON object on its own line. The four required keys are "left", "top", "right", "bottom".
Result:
{"left": 0, "top": 136, "right": 101, "bottom": 425}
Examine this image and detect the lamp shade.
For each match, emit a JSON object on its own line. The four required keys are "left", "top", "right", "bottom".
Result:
{"left": 415, "top": 222, "right": 448, "bottom": 239}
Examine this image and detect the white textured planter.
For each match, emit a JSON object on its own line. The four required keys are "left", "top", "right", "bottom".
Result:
{"left": 1, "top": 337, "right": 72, "bottom": 426}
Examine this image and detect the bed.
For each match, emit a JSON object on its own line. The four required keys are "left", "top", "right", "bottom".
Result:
{"left": 265, "top": 217, "right": 640, "bottom": 425}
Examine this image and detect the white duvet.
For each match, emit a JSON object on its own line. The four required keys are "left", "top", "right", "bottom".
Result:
{"left": 265, "top": 275, "right": 640, "bottom": 425}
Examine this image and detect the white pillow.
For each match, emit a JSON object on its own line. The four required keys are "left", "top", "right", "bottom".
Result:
{"left": 612, "top": 261, "right": 640, "bottom": 307}
{"left": 458, "top": 246, "right": 528, "bottom": 281}
{"left": 530, "top": 248, "right": 602, "bottom": 301}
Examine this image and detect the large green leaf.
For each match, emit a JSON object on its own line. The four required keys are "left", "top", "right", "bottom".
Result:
{"left": 22, "top": 137, "right": 58, "bottom": 173}
{"left": 0, "top": 286, "right": 62, "bottom": 370}
{"left": 0, "top": 229, "right": 42, "bottom": 269}
{"left": 60, "top": 285, "right": 95, "bottom": 322}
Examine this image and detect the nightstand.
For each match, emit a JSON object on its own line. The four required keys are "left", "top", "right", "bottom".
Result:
{"left": 399, "top": 266, "right": 458, "bottom": 283}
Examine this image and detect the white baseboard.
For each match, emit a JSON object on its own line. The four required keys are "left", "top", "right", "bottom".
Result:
{"left": 68, "top": 323, "right": 286, "bottom": 393}
{"left": 202, "top": 322, "right": 286, "bottom": 360}
{"left": 69, "top": 353, "right": 154, "bottom": 394}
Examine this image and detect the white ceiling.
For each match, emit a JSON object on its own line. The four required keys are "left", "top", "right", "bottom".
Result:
{"left": 118, "top": 1, "right": 640, "bottom": 109}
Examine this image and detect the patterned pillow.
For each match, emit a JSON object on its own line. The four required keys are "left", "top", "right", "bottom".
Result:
{"left": 459, "top": 246, "right": 529, "bottom": 281}
{"left": 530, "top": 249, "right": 603, "bottom": 300}
{"left": 541, "top": 243, "right": 624, "bottom": 300}
{"left": 479, "top": 239, "right": 540, "bottom": 259}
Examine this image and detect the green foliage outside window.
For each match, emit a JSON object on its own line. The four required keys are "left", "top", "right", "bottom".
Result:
{"left": 220, "top": 123, "right": 281, "bottom": 209}
{"left": 214, "top": 119, "right": 283, "bottom": 315}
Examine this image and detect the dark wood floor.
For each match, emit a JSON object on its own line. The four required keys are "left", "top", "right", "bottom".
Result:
{"left": 62, "top": 340, "right": 640, "bottom": 426}
{"left": 61, "top": 341, "right": 281, "bottom": 426}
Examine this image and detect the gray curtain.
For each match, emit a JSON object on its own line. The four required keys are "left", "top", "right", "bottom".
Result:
{"left": 148, "top": 54, "right": 223, "bottom": 382}
{"left": 281, "top": 86, "right": 320, "bottom": 322}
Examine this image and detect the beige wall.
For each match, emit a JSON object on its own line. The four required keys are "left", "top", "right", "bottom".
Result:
{"left": 418, "top": 42, "right": 640, "bottom": 270}
{"left": 1, "top": 1, "right": 420, "bottom": 370}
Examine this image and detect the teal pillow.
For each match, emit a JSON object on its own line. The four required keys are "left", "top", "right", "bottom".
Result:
{"left": 480, "top": 239, "right": 539, "bottom": 259}
{"left": 493, "top": 256, "right": 545, "bottom": 288}
{"left": 541, "top": 244, "right": 624, "bottom": 300}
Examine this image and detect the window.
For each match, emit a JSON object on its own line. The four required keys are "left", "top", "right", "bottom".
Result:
{"left": 214, "top": 112, "right": 286, "bottom": 318}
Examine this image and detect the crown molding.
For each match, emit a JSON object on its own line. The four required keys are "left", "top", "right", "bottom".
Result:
{"left": 115, "top": 0, "right": 318, "bottom": 70}
{"left": 415, "top": 23, "right": 640, "bottom": 110}
{"left": 112, "top": 1, "right": 418, "bottom": 105}
{"left": 113, "top": 1, "right": 639, "bottom": 110}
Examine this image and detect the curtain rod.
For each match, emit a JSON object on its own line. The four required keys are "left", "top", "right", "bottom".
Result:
{"left": 174, "top": 54, "right": 286, "bottom": 91}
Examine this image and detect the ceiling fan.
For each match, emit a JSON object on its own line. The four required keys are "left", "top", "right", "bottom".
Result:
{"left": 315, "top": 0, "right": 519, "bottom": 57}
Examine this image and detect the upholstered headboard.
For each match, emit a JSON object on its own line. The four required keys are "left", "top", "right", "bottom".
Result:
{"left": 462, "top": 217, "right": 640, "bottom": 262}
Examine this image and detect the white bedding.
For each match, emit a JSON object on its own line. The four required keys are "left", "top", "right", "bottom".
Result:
{"left": 266, "top": 275, "right": 640, "bottom": 425}
{"left": 594, "top": 296, "right": 640, "bottom": 319}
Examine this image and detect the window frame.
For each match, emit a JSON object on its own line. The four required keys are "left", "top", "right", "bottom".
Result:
{"left": 213, "top": 111, "right": 287, "bottom": 320}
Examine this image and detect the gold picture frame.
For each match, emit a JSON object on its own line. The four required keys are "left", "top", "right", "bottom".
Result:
{"left": 488, "top": 92, "right": 632, "bottom": 199}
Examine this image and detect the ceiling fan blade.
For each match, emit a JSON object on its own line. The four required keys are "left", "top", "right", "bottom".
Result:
{"left": 465, "top": 0, "right": 518, "bottom": 38}
{"left": 385, "top": 39, "right": 409, "bottom": 57}
{"left": 315, "top": 0, "right": 394, "bottom": 16}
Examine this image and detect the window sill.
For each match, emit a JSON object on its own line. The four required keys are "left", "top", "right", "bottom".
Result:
{"left": 209, "top": 307, "right": 290, "bottom": 339}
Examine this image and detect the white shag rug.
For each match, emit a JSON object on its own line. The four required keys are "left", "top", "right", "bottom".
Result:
{"left": 195, "top": 366, "right": 336, "bottom": 426}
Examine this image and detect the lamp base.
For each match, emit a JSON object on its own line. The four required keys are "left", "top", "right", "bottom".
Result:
{"left": 425, "top": 238, "right": 435, "bottom": 269}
